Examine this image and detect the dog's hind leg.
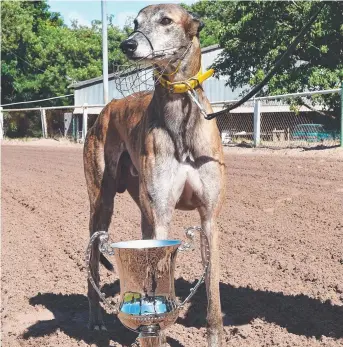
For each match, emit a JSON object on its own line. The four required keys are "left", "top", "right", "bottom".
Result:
{"left": 84, "top": 137, "right": 122, "bottom": 331}
{"left": 86, "top": 167, "right": 117, "bottom": 331}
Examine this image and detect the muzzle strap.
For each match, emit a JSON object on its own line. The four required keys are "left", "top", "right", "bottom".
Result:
{"left": 131, "top": 30, "right": 155, "bottom": 54}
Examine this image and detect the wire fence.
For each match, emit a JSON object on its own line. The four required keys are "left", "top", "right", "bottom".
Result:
{"left": 1, "top": 88, "right": 342, "bottom": 149}
{"left": 2, "top": 107, "right": 75, "bottom": 140}
{"left": 0, "top": 105, "right": 101, "bottom": 142}
{"left": 215, "top": 88, "right": 342, "bottom": 148}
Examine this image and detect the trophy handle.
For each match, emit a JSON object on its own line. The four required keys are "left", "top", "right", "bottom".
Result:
{"left": 85, "top": 231, "right": 119, "bottom": 314}
{"left": 177, "top": 226, "right": 210, "bottom": 309}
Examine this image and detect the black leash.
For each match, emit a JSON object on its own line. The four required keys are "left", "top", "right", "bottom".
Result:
{"left": 205, "top": 2, "right": 327, "bottom": 120}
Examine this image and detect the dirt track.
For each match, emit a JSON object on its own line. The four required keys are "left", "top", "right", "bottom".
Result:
{"left": 2, "top": 142, "right": 343, "bottom": 347}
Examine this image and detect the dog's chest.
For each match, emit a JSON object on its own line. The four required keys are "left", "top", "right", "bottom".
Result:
{"left": 163, "top": 96, "right": 199, "bottom": 160}
{"left": 173, "top": 155, "right": 203, "bottom": 208}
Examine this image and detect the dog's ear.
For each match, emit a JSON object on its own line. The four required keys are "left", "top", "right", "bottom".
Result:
{"left": 187, "top": 11, "right": 205, "bottom": 37}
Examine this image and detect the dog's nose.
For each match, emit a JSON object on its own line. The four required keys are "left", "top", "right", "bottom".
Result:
{"left": 120, "top": 39, "right": 138, "bottom": 54}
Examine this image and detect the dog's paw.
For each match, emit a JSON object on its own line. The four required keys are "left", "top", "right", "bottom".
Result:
{"left": 207, "top": 329, "right": 223, "bottom": 347}
{"left": 88, "top": 321, "right": 108, "bottom": 332}
{"left": 95, "top": 324, "right": 107, "bottom": 331}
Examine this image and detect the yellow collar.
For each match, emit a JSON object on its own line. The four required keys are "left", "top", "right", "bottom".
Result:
{"left": 154, "top": 68, "right": 214, "bottom": 94}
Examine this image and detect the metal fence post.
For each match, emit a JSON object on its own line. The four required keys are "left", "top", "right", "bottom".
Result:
{"left": 76, "top": 115, "right": 79, "bottom": 142}
{"left": 40, "top": 107, "right": 43, "bottom": 137}
{"left": 340, "top": 81, "right": 343, "bottom": 148}
{"left": 253, "top": 99, "right": 261, "bottom": 147}
{"left": 40, "top": 108, "right": 47, "bottom": 138}
{"left": 0, "top": 107, "right": 3, "bottom": 140}
{"left": 82, "top": 103, "right": 88, "bottom": 142}
{"left": 72, "top": 115, "right": 76, "bottom": 141}
{"left": 102, "top": 0, "right": 109, "bottom": 104}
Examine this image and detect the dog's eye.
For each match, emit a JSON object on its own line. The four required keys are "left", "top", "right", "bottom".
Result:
{"left": 160, "top": 17, "right": 172, "bottom": 25}
{"left": 133, "top": 19, "right": 138, "bottom": 30}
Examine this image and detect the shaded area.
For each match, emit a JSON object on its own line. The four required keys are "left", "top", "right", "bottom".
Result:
{"left": 24, "top": 278, "right": 343, "bottom": 346}
{"left": 302, "top": 144, "right": 341, "bottom": 151}
{"left": 22, "top": 293, "right": 136, "bottom": 347}
{"left": 176, "top": 279, "right": 343, "bottom": 339}
{"left": 23, "top": 292, "right": 186, "bottom": 347}
{"left": 96, "top": 278, "right": 343, "bottom": 339}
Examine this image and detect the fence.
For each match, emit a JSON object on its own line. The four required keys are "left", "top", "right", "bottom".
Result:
{"left": 0, "top": 104, "right": 102, "bottom": 142}
{"left": 1, "top": 87, "right": 342, "bottom": 149}
{"left": 214, "top": 87, "right": 342, "bottom": 148}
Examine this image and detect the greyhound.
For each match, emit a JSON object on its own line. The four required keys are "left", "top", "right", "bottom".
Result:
{"left": 83, "top": 4, "right": 225, "bottom": 346}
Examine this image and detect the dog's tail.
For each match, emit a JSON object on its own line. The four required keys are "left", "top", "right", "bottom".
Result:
{"left": 100, "top": 253, "right": 114, "bottom": 272}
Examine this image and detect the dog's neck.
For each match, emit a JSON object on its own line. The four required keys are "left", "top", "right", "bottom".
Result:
{"left": 150, "top": 38, "right": 203, "bottom": 160}
{"left": 151, "top": 37, "right": 202, "bottom": 114}
{"left": 155, "top": 38, "right": 201, "bottom": 83}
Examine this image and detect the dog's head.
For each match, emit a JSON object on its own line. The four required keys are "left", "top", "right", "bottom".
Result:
{"left": 120, "top": 4, "right": 204, "bottom": 65}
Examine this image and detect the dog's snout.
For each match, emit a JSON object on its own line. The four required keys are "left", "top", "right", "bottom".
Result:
{"left": 120, "top": 39, "right": 138, "bottom": 55}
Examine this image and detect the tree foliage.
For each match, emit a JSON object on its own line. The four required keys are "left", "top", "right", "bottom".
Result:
{"left": 186, "top": 1, "right": 342, "bottom": 113}
{"left": 2, "top": 0, "right": 342, "bottom": 116}
{"left": 1, "top": 1, "right": 127, "bottom": 107}
{"left": 212, "top": 1, "right": 343, "bottom": 112}
{"left": 181, "top": 1, "right": 231, "bottom": 47}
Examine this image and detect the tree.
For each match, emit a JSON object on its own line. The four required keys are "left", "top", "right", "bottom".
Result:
{"left": 1, "top": 1, "right": 126, "bottom": 108}
{"left": 181, "top": 1, "right": 230, "bottom": 47}
{"left": 211, "top": 1, "right": 343, "bottom": 113}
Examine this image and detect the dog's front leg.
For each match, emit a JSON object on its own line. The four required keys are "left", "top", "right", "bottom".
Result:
{"left": 196, "top": 153, "right": 225, "bottom": 346}
{"left": 200, "top": 216, "right": 223, "bottom": 347}
{"left": 139, "top": 166, "right": 182, "bottom": 240}
{"left": 139, "top": 148, "right": 184, "bottom": 240}
{"left": 139, "top": 159, "right": 180, "bottom": 346}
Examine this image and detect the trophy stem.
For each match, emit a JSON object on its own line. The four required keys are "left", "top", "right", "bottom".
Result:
{"left": 138, "top": 326, "right": 166, "bottom": 347}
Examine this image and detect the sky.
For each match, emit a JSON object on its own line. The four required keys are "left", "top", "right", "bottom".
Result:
{"left": 48, "top": 0, "right": 197, "bottom": 29}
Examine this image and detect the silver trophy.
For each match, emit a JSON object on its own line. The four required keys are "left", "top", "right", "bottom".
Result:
{"left": 86, "top": 227, "right": 210, "bottom": 346}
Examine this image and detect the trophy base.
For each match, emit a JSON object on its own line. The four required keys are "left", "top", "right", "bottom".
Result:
{"left": 138, "top": 325, "right": 166, "bottom": 347}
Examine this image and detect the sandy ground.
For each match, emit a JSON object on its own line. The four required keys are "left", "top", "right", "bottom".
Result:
{"left": 1, "top": 140, "right": 343, "bottom": 347}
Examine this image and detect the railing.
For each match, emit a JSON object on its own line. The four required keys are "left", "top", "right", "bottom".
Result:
{"left": 1, "top": 86, "right": 342, "bottom": 148}
{"left": 213, "top": 88, "right": 342, "bottom": 148}
{"left": 0, "top": 104, "right": 104, "bottom": 141}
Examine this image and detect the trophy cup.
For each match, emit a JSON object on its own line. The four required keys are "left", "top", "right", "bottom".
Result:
{"left": 86, "top": 227, "right": 210, "bottom": 346}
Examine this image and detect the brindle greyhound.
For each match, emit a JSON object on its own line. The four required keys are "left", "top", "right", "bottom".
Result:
{"left": 84, "top": 4, "right": 225, "bottom": 346}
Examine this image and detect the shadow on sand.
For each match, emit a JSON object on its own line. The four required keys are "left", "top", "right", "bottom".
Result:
{"left": 23, "top": 278, "right": 343, "bottom": 346}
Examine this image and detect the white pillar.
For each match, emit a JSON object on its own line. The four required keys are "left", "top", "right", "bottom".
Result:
{"left": 40, "top": 108, "right": 47, "bottom": 138}
{"left": 0, "top": 107, "right": 3, "bottom": 140}
{"left": 102, "top": 0, "right": 109, "bottom": 104}
{"left": 82, "top": 103, "right": 88, "bottom": 142}
{"left": 253, "top": 99, "right": 261, "bottom": 147}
